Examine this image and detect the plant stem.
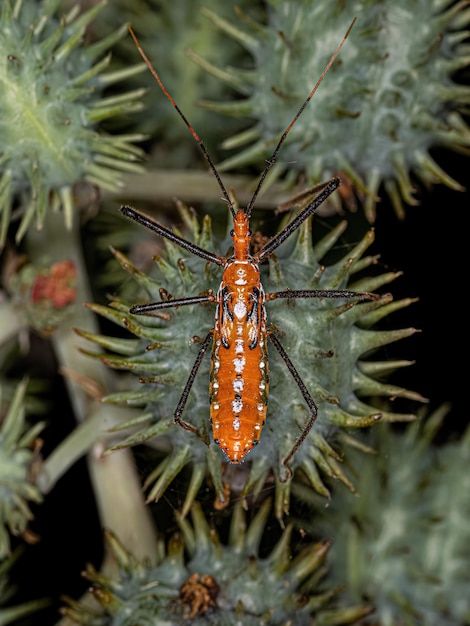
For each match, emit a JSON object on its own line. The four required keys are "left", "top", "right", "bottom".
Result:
{"left": 25, "top": 207, "right": 158, "bottom": 566}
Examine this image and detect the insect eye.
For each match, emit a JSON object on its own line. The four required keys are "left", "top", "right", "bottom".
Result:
{"left": 230, "top": 229, "right": 235, "bottom": 237}
{"left": 247, "top": 230, "right": 252, "bottom": 237}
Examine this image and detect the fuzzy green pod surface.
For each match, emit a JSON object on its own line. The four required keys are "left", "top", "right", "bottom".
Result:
{"left": 304, "top": 406, "right": 470, "bottom": 626}
{"left": 61, "top": 499, "right": 373, "bottom": 625}
{"left": 0, "top": 0, "right": 145, "bottom": 246}
{"left": 198, "top": 1, "right": 469, "bottom": 220}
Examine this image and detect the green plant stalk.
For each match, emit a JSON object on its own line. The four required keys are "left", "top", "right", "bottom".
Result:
{"left": 104, "top": 168, "right": 338, "bottom": 214}
{"left": 26, "top": 208, "right": 158, "bottom": 566}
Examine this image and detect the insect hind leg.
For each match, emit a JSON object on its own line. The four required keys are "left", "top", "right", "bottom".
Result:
{"left": 268, "top": 331, "right": 318, "bottom": 482}
{"left": 266, "top": 289, "right": 381, "bottom": 303}
{"left": 173, "top": 330, "right": 214, "bottom": 446}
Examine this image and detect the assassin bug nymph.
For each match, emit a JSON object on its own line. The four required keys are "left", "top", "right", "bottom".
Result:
{"left": 121, "top": 19, "right": 380, "bottom": 479}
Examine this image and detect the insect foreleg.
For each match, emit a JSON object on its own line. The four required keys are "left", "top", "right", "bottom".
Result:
{"left": 121, "top": 206, "right": 225, "bottom": 266}
{"left": 173, "top": 330, "right": 214, "bottom": 444}
{"left": 266, "top": 289, "right": 381, "bottom": 302}
{"left": 130, "top": 294, "right": 216, "bottom": 315}
{"left": 254, "top": 177, "right": 340, "bottom": 264}
{"left": 268, "top": 331, "right": 318, "bottom": 482}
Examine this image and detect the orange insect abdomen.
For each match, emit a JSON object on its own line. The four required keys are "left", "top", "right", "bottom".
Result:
{"left": 209, "top": 258, "right": 269, "bottom": 463}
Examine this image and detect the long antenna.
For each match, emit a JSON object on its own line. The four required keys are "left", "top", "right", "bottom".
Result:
{"left": 245, "top": 17, "right": 356, "bottom": 218}
{"left": 128, "top": 17, "right": 356, "bottom": 221}
{"left": 127, "top": 25, "right": 237, "bottom": 218}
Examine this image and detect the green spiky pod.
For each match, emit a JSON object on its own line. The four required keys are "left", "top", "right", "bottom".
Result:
{"left": 299, "top": 405, "right": 470, "bottom": 626}
{"left": 81, "top": 199, "right": 423, "bottom": 519}
{"left": 61, "top": 499, "right": 373, "bottom": 625}
{"left": 99, "top": 0, "right": 255, "bottom": 160}
{"left": 0, "top": 380, "right": 44, "bottom": 559}
{"left": 196, "top": 1, "right": 470, "bottom": 221}
{"left": 0, "top": 0, "right": 145, "bottom": 247}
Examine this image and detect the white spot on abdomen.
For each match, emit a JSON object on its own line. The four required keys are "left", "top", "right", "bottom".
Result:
{"left": 233, "top": 379, "right": 244, "bottom": 392}
{"left": 232, "top": 398, "right": 243, "bottom": 413}
{"left": 233, "top": 357, "right": 245, "bottom": 373}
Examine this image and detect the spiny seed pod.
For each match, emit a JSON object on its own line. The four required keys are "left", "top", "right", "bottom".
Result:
{"left": 0, "top": 379, "right": 44, "bottom": 559}
{"left": 61, "top": 499, "right": 373, "bottom": 625}
{"left": 301, "top": 405, "right": 470, "bottom": 626}
{"left": 197, "top": 2, "right": 469, "bottom": 221}
{"left": 0, "top": 0, "right": 145, "bottom": 246}
{"left": 80, "top": 199, "right": 423, "bottom": 520}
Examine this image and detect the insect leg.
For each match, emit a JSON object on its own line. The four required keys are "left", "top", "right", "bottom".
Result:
{"left": 254, "top": 177, "right": 340, "bottom": 264}
{"left": 121, "top": 206, "right": 225, "bottom": 266}
{"left": 174, "top": 330, "right": 214, "bottom": 443}
{"left": 268, "top": 331, "right": 318, "bottom": 482}
{"left": 266, "top": 289, "right": 381, "bottom": 302}
{"left": 131, "top": 294, "right": 216, "bottom": 315}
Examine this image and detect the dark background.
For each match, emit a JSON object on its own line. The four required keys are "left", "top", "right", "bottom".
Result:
{"left": 373, "top": 145, "right": 465, "bottom": 440}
